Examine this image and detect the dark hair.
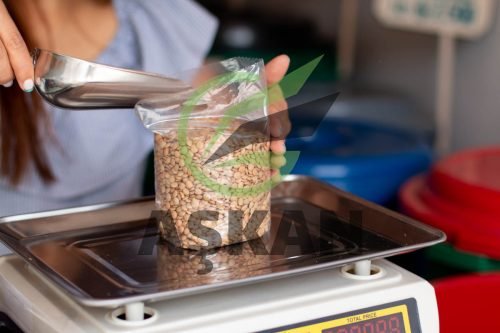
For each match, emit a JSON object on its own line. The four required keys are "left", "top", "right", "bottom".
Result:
{"left": 0, "top": 1, "right": 55, "bottom": 185}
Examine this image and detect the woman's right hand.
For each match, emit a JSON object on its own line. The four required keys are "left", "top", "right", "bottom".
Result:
{"left": 0, "top": 1, "right": 34, "bottom": 91}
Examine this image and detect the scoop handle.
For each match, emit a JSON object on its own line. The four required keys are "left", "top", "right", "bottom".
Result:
{"left": 33, "top": 49, "right": 192, "bottom": 110}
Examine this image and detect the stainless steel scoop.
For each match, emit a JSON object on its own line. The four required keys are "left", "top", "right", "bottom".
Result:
{"left": 33, "top": 49, "right": 193, "bottom": 109}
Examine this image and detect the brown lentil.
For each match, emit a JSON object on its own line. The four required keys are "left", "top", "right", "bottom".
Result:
{"left": 155, "top": 121, "right": 271, "bottom": 250}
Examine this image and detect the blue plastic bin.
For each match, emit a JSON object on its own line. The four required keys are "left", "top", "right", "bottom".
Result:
{"left": 286, "top": 119, "right": 432, "bottom": 204}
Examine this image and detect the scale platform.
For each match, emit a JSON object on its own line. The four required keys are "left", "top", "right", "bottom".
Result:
{"left": 0, "top": 176, "right": 445, "bottom": 332}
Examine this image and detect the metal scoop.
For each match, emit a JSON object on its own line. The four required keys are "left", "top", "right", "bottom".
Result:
{"left": 33, "top": 49, "right": 193, "bottom": 109}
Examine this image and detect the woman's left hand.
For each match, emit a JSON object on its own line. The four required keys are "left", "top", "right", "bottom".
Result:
{"left": 265, "top": 55, "right": 290, "bottom": 171}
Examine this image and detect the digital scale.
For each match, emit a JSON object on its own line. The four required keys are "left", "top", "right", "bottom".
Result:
{"left": 0, "top": 176, "right": 445, "bottom": 332}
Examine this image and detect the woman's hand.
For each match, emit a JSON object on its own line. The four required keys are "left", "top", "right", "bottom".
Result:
{"left": 0, "top": 1, "right": 34, "bottom": 91}
{"left": 265, "top": 55, "right": 290, "bottom": 173}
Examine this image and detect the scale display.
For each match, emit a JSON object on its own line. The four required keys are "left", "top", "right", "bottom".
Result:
{"left": 261, "top": 299, "right": 421, "bottom": 333}
{"left": 320, "top": 311, "right": 407, "bottom": 333}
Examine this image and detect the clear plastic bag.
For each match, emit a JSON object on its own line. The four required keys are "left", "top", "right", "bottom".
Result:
{"left": 137, "top": 58, "right": 271, "bottom": 250}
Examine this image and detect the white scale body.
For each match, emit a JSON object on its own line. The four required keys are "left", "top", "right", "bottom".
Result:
{"left": 0, "top": 256, "right": 438, "bottom": 333}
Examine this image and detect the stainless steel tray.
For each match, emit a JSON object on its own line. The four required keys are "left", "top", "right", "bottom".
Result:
{"left": 0, "top": 176, "right": 445, "bottom": 308}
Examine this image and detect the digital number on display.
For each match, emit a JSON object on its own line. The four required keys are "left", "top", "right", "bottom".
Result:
{"left": 260, "top": 299, "right": 421, "bottom": 333}
{"left": 322, "top": 313, "right": 406, "bottom": 333}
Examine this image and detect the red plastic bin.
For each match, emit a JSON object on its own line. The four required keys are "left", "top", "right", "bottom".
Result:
{"left": 433, "top": 274, "right": 500, "bottom": 332}
{"left": 399, "top": 147, "right": 500, "bottom": 259}
{"left": 429, "top": 147, "right": 500, "bottom": 214}
{"left": 400, "top": 176, "right": 500, "bottom": 259}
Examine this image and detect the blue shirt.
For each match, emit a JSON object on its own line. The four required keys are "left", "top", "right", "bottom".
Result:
{"left": 0, "top": 0, "right": 218, "bottom": 217}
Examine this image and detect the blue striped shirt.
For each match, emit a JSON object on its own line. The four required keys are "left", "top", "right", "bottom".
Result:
{"left": 0, "top": 0, "right": 218, "bottom": 217}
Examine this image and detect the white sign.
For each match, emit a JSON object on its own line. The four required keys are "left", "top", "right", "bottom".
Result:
{"left": 374, "top": 0, "right": 495, "bottom": 39}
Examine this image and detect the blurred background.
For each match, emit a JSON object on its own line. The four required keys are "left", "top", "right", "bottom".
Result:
{"left": 199, "top": 0, "right": 500, "bottom": 150}
{"left": 190, "top": 1, "right": 500, "bottom": 330}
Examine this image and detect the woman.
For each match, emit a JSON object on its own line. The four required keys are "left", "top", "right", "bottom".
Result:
{"left": 0, "top": 0, "right": 289, "bottom": 217}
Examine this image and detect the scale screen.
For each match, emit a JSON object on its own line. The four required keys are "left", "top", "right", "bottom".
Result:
{"left": 261, "top": 299, "right": 421, "bottom": 333}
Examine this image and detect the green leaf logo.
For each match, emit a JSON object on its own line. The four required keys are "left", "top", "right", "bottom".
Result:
{"left": 178, "top": 56, "right": 323, "bottom": 197}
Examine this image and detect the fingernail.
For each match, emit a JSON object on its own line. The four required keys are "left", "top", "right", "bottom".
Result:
{"left": 280, "top": 141, "right": 287, "bottom": 153}
{"left": 271, "top": 155, "right": 286, "bottom": 168}
{"left": 272, "top": 125, "right": 283, "bottom": 138}
{"left": 2, "top": 81, "right": 13, "bottom": 88}
{"left": 272, "top": 172, "right": 282, "bottom": 184}
{"left": 23, "top": 79, "right": 34, "bottom": 92}
{"left": 276, "top": 125, "right": 284, "bottom": 137}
